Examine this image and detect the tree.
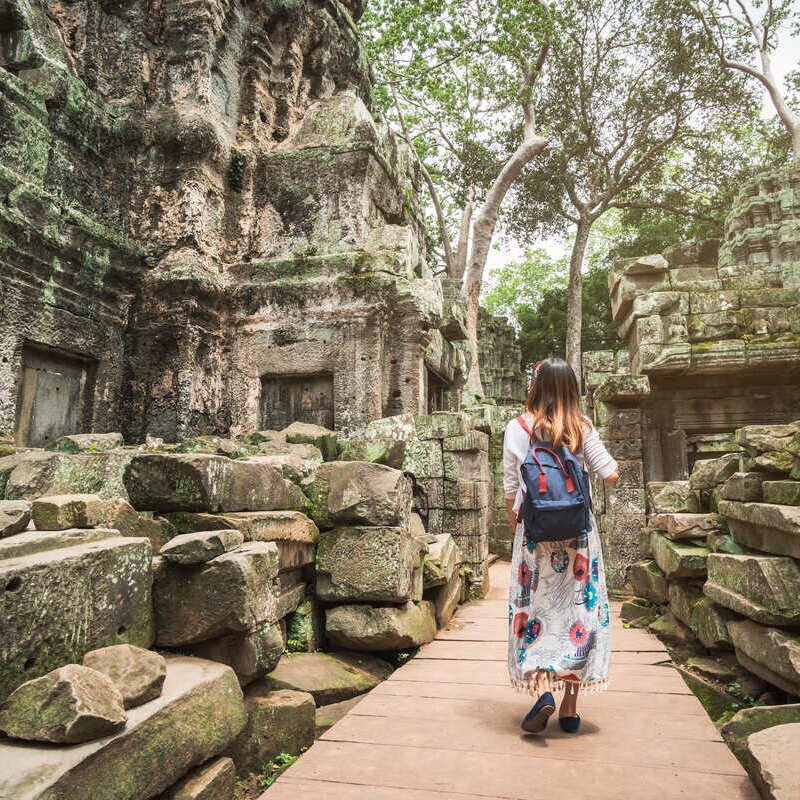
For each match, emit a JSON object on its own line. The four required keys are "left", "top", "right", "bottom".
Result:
{"left": 506, "top": 0, "right": 756, "bottom": 377}
{"left": 361, "top": 0, "right": 552, "bottom": 397}
{"left": 684, "top": 0, "right": 800, "bottom": 160}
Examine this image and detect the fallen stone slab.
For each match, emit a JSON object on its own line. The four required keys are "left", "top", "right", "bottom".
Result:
{"left": 689, "top": 453, "right": 740, "bottom": 490}
{"left": 281, "top": 421, "right": 339, "bottom": 461}
{"left": 704, "top": 553, "right": 800, "bottom": 626}
{"left": 763, "top": 480, "right": 800, "bottom": 506}
{"left": 47, "top": 432, "right": 124, "bottom": 453}
{"left": 123, "top": 453, "right": 307, "bottom": 513}
{"left": 316, "top": 526, "right": 425, "bottom": 603}
{"left": 153, "top": 542, "right": 280, "bottom": 647}
{"left": 31, "top": 493, "right": 106, "bottom": 530}
{"left": 83, "top": 644, "right": 167, "bottom": 709}
{"left": 158, "top": 756, "right": 235, "bottom": 800}
{"left": 719, "top": 500, "right": 800, "bottom": 559}
{"left": 306, "top": 461, "right": 412, "bottom": 530}
{"left": 325, "top": 601, "right": 437, "bottom": 652}
{"left": 668, "top": 581, "right": 704, "bottom": 629}
{"left": 225, "top": 687, "right": 315, "bottom": 776}
{"left": 0, "top": 500, "right": 31, "bottom": 537}
{"left": 0, "top": 657, "right": 246, "bottom": 800}
{"left": 646, "top": 480, "right": 700, "bottom": 513}
{"left": 693, "top": 597, "right": 736, "bottom": 650}
{"left": 188, "top": 621, "right": 283, "bottom": 686}
{"left": 747, "top": 722, "right": 800, "bottom": 800}
{"left": 314, "top": 694, "right": 364, "bottom": 737}
{"left": 628, "top": 559, "right": 668, "bottom": 603}
{"left": 728, "top": 619, "right": 800, "bottom": 696}
{"left": 722, "top": 704, "right": 800, "bottom": 767}
{"left": 736, "top": 422, "right": 800, "bottom": 455}
{"left": 0, "top": 532, "right": 154, "bottom": 703}
{"left": 423, "top": 534, "right": 460, "bottom": 589}
{"left": 0, "top": 664, "right": 126, "bottom": 744}
{"left": 649, "top": 512, "right": 725, "bottom": 541}
{"left": 100, "top": 498, "right": 177, "bottom": 549}
{"left": 650, "top": 531, "right": 709, "bottom": 579}
{"left": 159, "top": 530, "right": 244, "bottom": 564}
{"left": 259, "top": 652, "right": 392, "bottom": 706}
{"left": 720, "top": 472, "right": 763, "bottom": 502}
{"left": 427, "top": 569, "right": 463, "bottom": 628}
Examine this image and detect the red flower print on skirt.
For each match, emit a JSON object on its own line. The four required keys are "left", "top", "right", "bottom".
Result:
{"left": 512, "top": 612, "right": 529, "bottom": 638}
{"left": 569, "top": 622, "right": 588, "bottom": 646}
{"left": 573, "top": 553, "right": 589, "bottom": 582}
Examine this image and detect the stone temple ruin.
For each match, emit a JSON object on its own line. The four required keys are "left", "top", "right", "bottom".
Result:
{"left": 0, "top": 0, "right": 525, "bottom": 796}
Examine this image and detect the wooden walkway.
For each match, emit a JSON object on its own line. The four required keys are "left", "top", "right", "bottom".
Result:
{"left": 263, "top": 562, "right": 757, "bottom": 800}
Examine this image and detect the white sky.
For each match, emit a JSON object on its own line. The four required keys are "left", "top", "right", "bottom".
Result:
{"left": 485, "top": 29, "right": 800, "bottom": 274}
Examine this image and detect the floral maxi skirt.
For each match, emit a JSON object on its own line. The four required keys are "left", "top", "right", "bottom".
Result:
{"left": 507, "top": 518, "right": 611, "bottom": 694}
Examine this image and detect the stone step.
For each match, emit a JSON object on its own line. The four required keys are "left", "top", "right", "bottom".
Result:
{"left": 650, "top": 531, "right": 709, "bottom": 579}
{"left": 719, "top": 500, "right": 800, "bottom": 559}
{"left": 727, "top": 619, "right": 800, "bottom": 696}
{"left": 649, "top": 512, "right": 725, "bottom": 541}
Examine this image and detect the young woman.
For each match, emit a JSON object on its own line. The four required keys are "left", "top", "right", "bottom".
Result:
{"left": 503, "top": 357, "right": 619, "bottom": 734}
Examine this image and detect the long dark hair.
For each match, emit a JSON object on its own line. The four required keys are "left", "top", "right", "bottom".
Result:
{"left": 525, "top": 358, "right": 586, "bottom": 453}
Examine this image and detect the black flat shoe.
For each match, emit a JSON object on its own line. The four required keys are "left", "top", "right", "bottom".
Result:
{"left": 521, "top": 692, "right": 556, "bottom": 733}
{"left": 559, "top": 715, "right": 581, "bottom": 733}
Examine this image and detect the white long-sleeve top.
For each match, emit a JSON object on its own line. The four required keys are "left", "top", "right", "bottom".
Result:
{"left": 503, "top": 414, "right": 618, "bottom": 514}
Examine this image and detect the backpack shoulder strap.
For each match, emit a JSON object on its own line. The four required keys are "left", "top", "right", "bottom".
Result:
{"left": 516, "top": 415, "right": 533, "bottom": 439}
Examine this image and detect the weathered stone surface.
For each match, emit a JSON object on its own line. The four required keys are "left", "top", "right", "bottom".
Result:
{"left": 158, "top": 756, "right": 235, "bottom": 800}
{"left": 0, "top": 499, "right": 31, "bottom": 537}
{"left": 315, "top": 694, "right": 364, "bottom": 737}
{"left": 316, "top": 526, "right": 425, "bottom": 603}
{"left": 720, "top": 500, "right": 800, "bottom": 559}
{"left": 31, "top": 494, "right": 106, "bottom": 530}
{"left": 0, "top": 664, "right": 126, "bottom": 744}
{"left": 153, "top": 542, "right": 279, "bottom": 647}
{"left": 646, "top": 481, "right": 700, "bottom": 513}
{"left": 650, "top": 531, "right": 708, "bottom": 579}
{"left": 423, "top": 533, "right": 460, "bottom": 588}
{"left": 689, "top": 453, "right": 740, "bottom": 490}
{"left": 124, "top": 454, "right": 307, "bottom": 513}
{"left": 693, "top": 597, "right": 735, "bottom": 649}
{"left": 629, "top": 559, "right": 668, "bottom": 603}
{"left": 47, "top": 433, "right": 124, "bottom": 454}
{"left": 0, "top": 532, "right": 153, "bottom": 703}
{"left": 763, "top": 480, "right": 800, "bottom": 506}
{"left": 282, "top": 422, "right": 339, "bottom": 462}
{"left": 668, "top": 581, "right": 703, "bottom": 628}
{"left": 427, "top": 568, "right": 463, "bottom": 628}
{"left": 100, "top": 499, "right": 176, "bottom": 549}
{"left": 285, "top": 597, "right": 324, "bottom": 653}
{"left": 0, "top": 657, "right": 246, "bottom": 800}
{"left": 728, "top": 619, "right": 800, "bottom": 695}
{"left": 188, "top": 622, "right": 283, "bottom": 687}
{"left": 260, "top": 652, "right": 392, "bottom": 706}
{"left": 747, "top": 723, "right": 800, "bottom": 800}
{"left": 720, "top": 472, "right": 763, "bottom": 502}
{"left": 83, "top": 644, "right": 167, "bottom": 709}
{"left": 160, "top": 530, "right": 244, "bottom": 565}
{"left": 722, "top": 704, "right": 800, "bottom": 767}
{"left": 648, "top": 610, "right": 694, "bottom": 645}
{"left": 704, "top": 553, "right": 800, "bottom": 626}
{"left": 649, "top": 512, "right": 725, "bottom": 541}
{"left": 306, "top": 461, "right": 412, "bottom": 530}
{"left": 325, "top": 601, "right": 437, "bottom": 652}
{"left": 225, "top": 687, "right": 315, "bottom": 776}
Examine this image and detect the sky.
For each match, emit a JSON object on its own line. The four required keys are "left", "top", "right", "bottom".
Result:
{"left": 484, "top": 25, "right": 800, "bottom": 276}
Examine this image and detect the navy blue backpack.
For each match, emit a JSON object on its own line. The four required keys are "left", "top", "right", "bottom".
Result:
{"left": 516, "top": 416, "right": 592, "bottom": 543}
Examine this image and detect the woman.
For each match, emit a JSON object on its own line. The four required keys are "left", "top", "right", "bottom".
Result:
{"left": 503, "top": 357, "right": 619, "bottom": 734}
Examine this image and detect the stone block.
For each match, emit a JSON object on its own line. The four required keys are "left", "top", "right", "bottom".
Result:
{"left": 259, "top": 652, "right": 392, "bottom": 706}
{"left": 159, "top": 530, "right": 244, "bottom": 565}
{"left": 414, "top": 412, "right": 473, "bottom": 440}
{"left": 427, "top": 568, "right": 462, "bottom": 627}
{"left": 668, "top": 581, "right": 704, "bottom": 628}
{"left": 763, "top": 480, "right": 800, "bottom": 506}
{"left": 648, "top": 610, "right": 694, "bottom": 645}
{"left": 442, "top": 449, "right": 489, "bottom": 483}
{"left": 401, "top": 439, "right": 444, "bottom": 478}
{"left": 423, "top": 533, "right": 460, "bottom": 588}
{"left": 47, "top": 433, "right": 124, "bottom": 454}
{"left": 704, "top": 553, "right": 800, "bottom": 626}
{"left": 648, "top": 512, "right": 725, "bottom": 541}
{"left": 694, "top": 598, "right": 735, "bottom": 650}
{"left": 325, "top": 601, "right": 437, "bottom": 652}
{"left": 31, "top": 493, "right": 106, "bottom": 530}
{"left": 0, "top": 664, "right": 126, "bottom": 744}
{"left": 124, "top": 454, "right": 307, "bottom": 513}
{"left": 188, "top": 621, "right": 284, "bottom": 687}
{"left": 225, "top": 687, "right": 315, "bottom": 777}
{"left": 443, "top": 479, "right": 491, "bottom": 509}
{"left": 285, "top": 597, "right": 324, "bottom": 653}
{"left": 735, "top": 422, "right": 800, "bottom": 455}
{"left": 83, "top": 644, "right": 167, "bottom": 709}
{"left": 599, "top": 512, "right": 647, "bottom": 589}
{"left": 646, "top": 480, "right": 700, "bottom": 513}
{"left": 628, "top": 559, "right": 668, "bottom": 603}
{"left": 307, "top": 461, "right": 412, "bottom": 530}
{"left": 153, "top": 542, "right": 280, "bottom": 647}
{"left": 605, "top": 487, "right": 646, "bottom": 514}
{"left": 721, "top": 704, "right": 800, "bottom": 767}
{"left": 442, "top": 430, "right": 489, "bottom": 452}
{"left": 0, "top": 531, "right": 154, "bottom": 703}
{"left": 314, "top": 695, "right": 365, "bottom": 738}
{"left": 728, "top": 619, "right": 800, "bottom": 696}
{"left": 100, "top": 499, "right": 177, "bottom": 549}
{"left": 281, "top": 421, "right": 339, "bottom": 462}
{"left": 0, "top": 657, "right": 247, "bottom": 800}
{"left": 158, "top": 757, "right": 235, "bottom": 800}
{"left": 720, "top": 472, "right": 763, "bottom": 502}
{"left": 650, "top": 531, "right": 708, "bottom": 579}
{"left": 0, "top": 499, "right": 30, "bottom": 537}
{"left": 616, "top": 459, "right": 644, "bottom": 488}
{"left": 720, "top": 500, "right": 800, "bottom": 559}
{"left": 274, "top": 569, "right": 307, "bottom": 620}
{"left": 451, "top": 532, "right": 489, "bottom": 563}
{"left": 747, "top": 723, "right": 800, "bottom": 800}
{"left": 689, "top": 453, "right": 740, "bottom": 490}
{"left": 316, "top": 526, "right": 424, "bottom": 603}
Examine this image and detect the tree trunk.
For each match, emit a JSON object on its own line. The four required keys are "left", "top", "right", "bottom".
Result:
{"left": 565, "top": 216, "right": 592, "bottom": 381}
{"left": 451, "top": 187, "right": 474, "bottom": 280}
{"left": 792, "top": 122, "right": 800, "bottom": 163}
{"left": 462, "top": 133, "right": 548, "bottom": 397}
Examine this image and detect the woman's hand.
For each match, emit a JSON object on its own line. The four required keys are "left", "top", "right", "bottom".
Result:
{"left": 505, "top": 497, "right": 517, "bottom": 529}
{"left": 604, "top": 469, "right": 619, "bottom": 486}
